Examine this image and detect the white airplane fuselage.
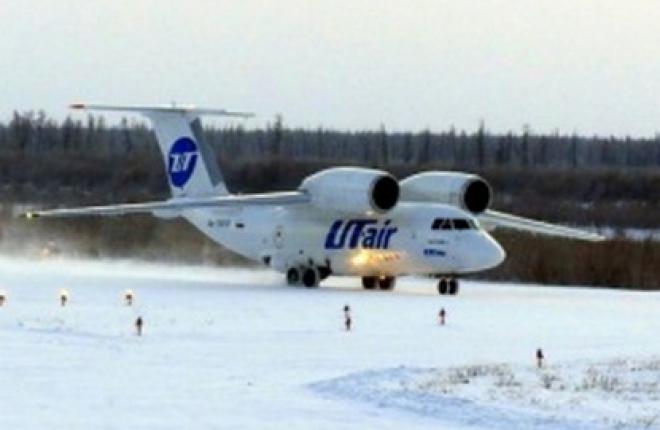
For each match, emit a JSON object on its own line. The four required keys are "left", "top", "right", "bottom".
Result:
{"left": 29, "top": 103, "right": 601, "bottom": 293}
{"left": 183, "top": 201, "right": 506, "bottom": 277}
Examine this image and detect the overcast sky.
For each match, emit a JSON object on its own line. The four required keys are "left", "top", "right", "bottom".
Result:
{"left": 2, "top": 0, "right": 660, "bottom": 136}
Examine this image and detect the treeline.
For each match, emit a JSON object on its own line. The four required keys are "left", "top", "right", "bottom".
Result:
{"left": 1, "top": 111, "right": 659, "bottom": 228}
{"left": 5, "top": 112, "right": 660, "bottom": 169}
{"left": 491, "top": 231, "right": 660, "bottom": 290}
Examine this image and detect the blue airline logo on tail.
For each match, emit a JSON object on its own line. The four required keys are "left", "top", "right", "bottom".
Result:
{"left": 168, "top": 137, "right": 198, "bottom": 188}
{"left": 324, "top": 219, "right": 398, "bottom": 250}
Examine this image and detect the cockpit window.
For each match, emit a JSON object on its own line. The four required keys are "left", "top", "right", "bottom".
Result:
{"left": 431, "top": 218, "right": 478, "bottom": 231}
{"left": 452, "top": 219, "right": 470, "bottom": 230}
{"left": 432, "top": 218, "right": 452, "bottom": 230}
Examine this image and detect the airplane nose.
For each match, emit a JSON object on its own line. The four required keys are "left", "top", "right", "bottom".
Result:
{"left": 461, "top": 234, "right": 506, "bottom": 271}
{"left": 487, "top": 237, "right": 506, "bottom": 268}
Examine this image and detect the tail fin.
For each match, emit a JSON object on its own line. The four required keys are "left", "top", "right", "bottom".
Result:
{"left": 70, "top": 103, "right": 253, "bottom": 197}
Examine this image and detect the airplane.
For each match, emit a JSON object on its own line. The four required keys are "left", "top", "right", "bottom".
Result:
{"left": 24, "top": 104, "right": 604, "bottom": 295}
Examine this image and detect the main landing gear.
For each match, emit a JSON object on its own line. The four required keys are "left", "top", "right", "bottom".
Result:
{"left": 437, "top": 277, "right": 459, "bottom": 295}
{"left": 286, "top": 265, "right": 331, "bottom": 288}
{"left": 362, "top": 276, "right": 396, "bottom": 291}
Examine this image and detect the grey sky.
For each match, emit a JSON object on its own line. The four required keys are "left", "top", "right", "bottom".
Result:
{"left": 2, "top": 0, "right": 660, "bottom": 136}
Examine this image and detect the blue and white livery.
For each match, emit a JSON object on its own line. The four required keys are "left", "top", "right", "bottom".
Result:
{"left": 25, "top": 103, "right": 604, "bottom": 295}
{"left": 168, "top": 137, "right": 199, "bottom": 188}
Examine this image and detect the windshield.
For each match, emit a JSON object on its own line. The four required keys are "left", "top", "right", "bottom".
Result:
{"left": 431, "top": 218, "right": 479, "bottom": 231}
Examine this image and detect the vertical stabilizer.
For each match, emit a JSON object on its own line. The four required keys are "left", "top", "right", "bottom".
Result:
{"left": 70, "top": 103, "right": 253, "bottom": 197}
{"left": 148, "top": 111, "right": 227, "bottom": 197}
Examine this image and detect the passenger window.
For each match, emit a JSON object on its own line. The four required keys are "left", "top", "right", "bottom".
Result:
{"left": 453, "top": 219, "right": 470, "bottom": 230}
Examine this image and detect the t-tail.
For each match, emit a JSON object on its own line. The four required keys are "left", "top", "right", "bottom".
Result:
{"left": 70, "top": 103, "right": 253, "bottom": 198}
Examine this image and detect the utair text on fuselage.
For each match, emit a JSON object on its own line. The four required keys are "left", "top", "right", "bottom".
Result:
{"left": 324, "top": 219, "right": 397, "bottom": 250}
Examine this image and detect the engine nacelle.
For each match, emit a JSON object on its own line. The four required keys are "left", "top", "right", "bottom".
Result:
{"left": 300, "top": 167, "right": 399, "bottom": 214}
{"left": 399, "top": 171, "right": 492, "bottom": 214}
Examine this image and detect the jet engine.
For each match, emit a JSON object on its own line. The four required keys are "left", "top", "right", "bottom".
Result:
{"left": 399, "top": 171, "right": 492, "bottom": 214}
{"left": 300, "top": 167, "right": 399, "bottom": 214}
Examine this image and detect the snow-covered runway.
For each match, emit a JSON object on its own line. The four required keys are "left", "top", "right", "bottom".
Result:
{"left": 0, "top": 257, "right": 658, "bottom": 429}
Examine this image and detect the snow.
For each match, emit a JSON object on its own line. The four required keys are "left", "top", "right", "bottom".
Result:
{"left": 313, "top": 360, "right": 660, "bottom": 429}
{"left": 0, "top": 256, "right": 659, "bottom": 429}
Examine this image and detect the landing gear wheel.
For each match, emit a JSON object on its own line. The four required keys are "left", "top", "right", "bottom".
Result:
{"left": 318, "top": 267, "right": 331, "bottom": 281}
{"left": 362, "top": 276, "right": 377, "bottom": 290}
{"left": 437, "top": 277, "right": 459, "bottom": 295}
{"left": 437, "top": 278, "right": 448, "bottom": 295}
{"left": 302, "top": 267, "right": 320, "bottom": 288}
{"left": 286, "top": 267, "right": 302, "bottom": 286}
{"left": 448, "top": 277, "right": 459, "bottom": 295}
{"left": 378, "top": 276, "right": 396, "bottom": 291}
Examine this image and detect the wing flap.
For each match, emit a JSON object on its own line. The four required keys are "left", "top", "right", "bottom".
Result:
{"left": 479, "top": 210, "right": 605, "bottom": 242}
{"left": 23, "top": 192, "right": 309, "bottom": 219}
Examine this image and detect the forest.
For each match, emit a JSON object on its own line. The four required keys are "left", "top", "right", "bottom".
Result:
{"left": 1, "top": 111, "right": 658, "bottom": 289}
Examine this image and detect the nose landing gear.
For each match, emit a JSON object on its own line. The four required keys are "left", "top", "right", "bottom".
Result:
{"left": 437, "top": 277, "right": 459, "bottom": 295}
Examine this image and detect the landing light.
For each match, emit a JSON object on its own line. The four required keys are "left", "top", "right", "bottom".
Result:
{"left": 351, "top": 250, "right": 402, "bottom": 267}
{"left": 351, "top": 251, "right": 370, "bottom": 266}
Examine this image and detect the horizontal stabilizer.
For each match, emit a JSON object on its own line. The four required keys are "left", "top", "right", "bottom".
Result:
{"left": 479, "top": 210, "right": 605, "bottom": 242}
{"left": 70, "top": 103, "right": 254, "bottom": 118}
{"left": 23, "top": 192, "right": 309, "bottom": 219}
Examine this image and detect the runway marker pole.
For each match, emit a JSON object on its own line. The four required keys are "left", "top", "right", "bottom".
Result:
{"left": 59, "top": 289, "right": 69, "bottom": 307}
{"left": 124, "top": 290, "right": 134, "bottom": 306}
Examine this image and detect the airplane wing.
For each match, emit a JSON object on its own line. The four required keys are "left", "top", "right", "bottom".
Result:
{"left": 22, "top": 192, "right": 309, "bottom": 219}
{"left": 478, "top": 209, "right": 605, "bottom": 242}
